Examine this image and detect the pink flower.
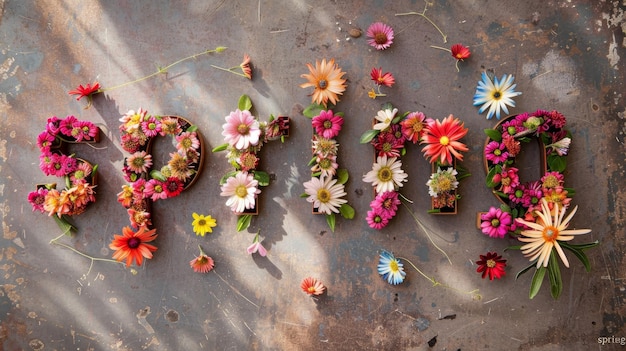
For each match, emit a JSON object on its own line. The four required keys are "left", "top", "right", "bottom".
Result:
{"left": 246, "top": 232, "right": 267, "bottom": 256}
{"left": 366, "top": 22, "right": 394, "bottom": 50}
{"left": 400, "top": 112, "right": 426, "bottom": 144}
{"left": 176, "top": 131, "right": 200, "bottom": 152}
{"left": 370, "top": 67, "right": 395, "bottom": 87}
{"left": 141, "top": 116, "right": 161, "bottom": 137}
{"left": 28, "top": 187, "right": 49, "bottom": 213}
{"left": 39, "top": 151, "right": 55, "bottom": 176}
{"left": 222, "top": 109, "right": 261, "bottom": 150}
{"left": 480, "top": 207, "right": 512, "bottom": 238}
{"left": 484, "top": 141, "right": 509, "bottom": 164}
{"left": 370, "top": 191, "right": 400, "bottom": 219}
{"left": 220, "top": 171, "right": 261, "bottom": 213}
{"left": 59, "top": 115, "right": 78, "bottom": 137}
{"left": 312, "top": 110, "right": 344, "bottom": 139}
{"left": 451, "top": 44, "right": 471, "bottom": 60}
{"left": 492, "top": 167, "right": 520, "bottom": 195}
{"left": 37, "top": 131, "right": 55, "bottom": 151}
{"left": 366, "top": 208, "right": 390, "bottom": 230}
{"left": 145, "top": 179, "right": 168, "bottom": 201}
{"left": 126, "top": 151, "right": 152, "bottom": 174}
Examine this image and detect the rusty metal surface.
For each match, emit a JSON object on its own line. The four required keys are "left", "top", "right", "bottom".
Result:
{"left": 0, "top": 0, "right": 625, "bottom": 350}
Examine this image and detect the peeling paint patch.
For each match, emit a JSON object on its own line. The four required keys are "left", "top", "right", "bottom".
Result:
{"left": 607, "top": 33, "right": 621, "bottom": 69}
{"left": 0, "top": 139, "right": 7, "bottom": 162}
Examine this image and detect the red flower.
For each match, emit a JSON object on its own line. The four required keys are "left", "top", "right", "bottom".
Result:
{"left": 476, "top": 252, "right": 507, "bottom": 280}
{"left": 420, "top": 114, "right": 469, "bottom": 164}
{"left": 68, "top": 82, "right": 101, "bottom": 101}
{"left": 370, "top": 67, "right": 395, "bottom": 87}
{"left": 109, "top": 226, "right": 158, "bottom": 267}
{"left": 451, "top": 44, "right": 471, "bottom": 60}
{"left": 300, "top": 277, "right": 326, "bottom": 295}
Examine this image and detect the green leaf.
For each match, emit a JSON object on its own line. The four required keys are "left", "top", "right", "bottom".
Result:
{"left": 391, "top": 114, "right": 404, "bottom": 125}
{"left": 335, "top": 112, "right": 344, "bottom": 118}
{"left": 529, "top": 266, "right": 546, "bottom": 299}
{"left": 339, "top": 204, "right": 355, "bottom": 219}
{"left": 253, "top": 171, "right": 270, "bottom": 187}
{"left": 308, "top": 156, "right": 317, "bottom": 166}
{"left": 238, "top": 95, "right": 253, "bottom": 111}
{"left": 427, "top": 209, "right": 441, "bottom": 213}
{"left": 548, "top": 250, "right": 562, "bottom": 299}
{"left": 300, "top": 192, "right": 309, "bottom": 198}
{"left": 219, "top": 170, "right": 238, "bottom": 185}
{"left": 150, "top": 170, "right": 167, "bottom": 182}
{"left": 212, "top": 143, "right": 229, "bottom": 152}
{"left": 560, "top": 241, "right": 598, "bottom": 272}
{"left": 401, "top": 148, "right": 406, "bottom": 156}
{"left": 381, "top": 102, "right": 394, "bottom": 111}
{"left": 484, "top": 128, "right": 502, "bottom": 142}
{"left": 505, "top": 245, "right": 522, "bottom": 251}
{"left": 336, "top": 169, "right": 349, "bottom": 185}
{"left": 303, "top": 103, "right": 325, "bottom": 118}
{"left": 92, "top": 164, "right": 99, "bottom": 177}
{"left": 547, "top": 155, "right": 567, "bottom": 172}
{"left": 499, "top": 203, "right": 512, "bottom": 213}
{"left": 485, "top": 167, "right": 498, "bottom": 187}
{"left": 326, "top": 213, "right": 336, "bottom": 232}
{"left": 186, "top": 125, "right": 198, "bottom": 132}
{"left": 561, "top": 240, "right": 600, "bottom": 251}
{"left": 514, "top": 262, "right": 536, "bottom": 280}
{"left": 360, "top": 129, "right": 379, "bottom": 144}
{"left": 54, "top": 214, "right": 76, "bottom": 236}
{"left": 236, "top": 215, "right": 252, "bottom": 232}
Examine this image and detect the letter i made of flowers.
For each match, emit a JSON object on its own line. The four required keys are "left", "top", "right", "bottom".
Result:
{"left": 213, "top": 94, "right": 290, "bottom": 232}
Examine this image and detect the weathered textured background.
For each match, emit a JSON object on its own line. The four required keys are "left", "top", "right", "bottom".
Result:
{"left": 1, "top": 0, "right": 625, "bottom": 350}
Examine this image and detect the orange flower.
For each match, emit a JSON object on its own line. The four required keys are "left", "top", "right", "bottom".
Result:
{"left": 300, "top": 277, "right": 326, "bottom": 295}
{"left": 421, "top": 114, "right": 469, "bottom": 165}
{"left": 240, "top": 54, "right": 252, "bottom": 79}
{"left": 300, "top": 58, "right": 346, "bottom": 107}
{"left": 450, "top": 44, "right": 471, "bottom": 60}
{"left": 190, "top": 245, "right": 215, "bottom": 273}
{"left": 109, "top": 226, "right": 158, "bottom": 267}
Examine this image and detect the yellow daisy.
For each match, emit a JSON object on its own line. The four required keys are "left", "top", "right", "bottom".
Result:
{"left": 515, "top": 199, "right": 591, "bottom": 268}
{"left": 300, "top": 58, "right": 347, "bottom": 107}
{"left": 191, "top": 212, "right": 217, "bottom": 236}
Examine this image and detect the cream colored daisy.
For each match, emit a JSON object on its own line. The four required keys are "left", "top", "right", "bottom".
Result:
{"left": 363, "top": 155, "right": 408, "bottom": 194}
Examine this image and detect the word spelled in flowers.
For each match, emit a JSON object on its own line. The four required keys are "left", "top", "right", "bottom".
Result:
{"left": 361, "top": 103, "right": 420, "bottom": 229}
{"left": 300, "top": 59, "right": 354, "bottom": 232}
{"left": 421, "top": 114, "right": 470, "bottom": 214}
{"left": 28, "top": 116, "right": 100, "bottom": 234}
{"left": 213, "top": 95, "right": 290, "bottom": 232}
{"left": 480, "top": 111, "right": 598, "bottom": 298}
{"left": 115, "top": 109, "right": 205, "bottom": 266}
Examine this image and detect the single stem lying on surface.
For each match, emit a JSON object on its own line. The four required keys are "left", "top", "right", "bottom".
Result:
{"left": 50, "top": 232, "right": 124, "bottom": 277}
{"left": 396, "top": 3, "right": 447, "bottom": 43}
{"left": 210, "top": 65, "right": 249, "bottom": 78}
{"left": 431, "top": 46, "right": 461, "bottom": 72}
{"left": 401, "top": 200, "right": 452, "bottom": 265}
{"left": 100, "top": 47, "right": 228, "bottom": 92}
{"left": 398, "top": 256, "right": 481, "bottom": 300}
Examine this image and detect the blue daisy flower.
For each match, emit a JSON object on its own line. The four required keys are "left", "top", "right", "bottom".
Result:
{"left": 377, "top": 250, "right": 406, "bottom": 285}
{"left": 473, "top": 72, "right": 522, "bottom": 120}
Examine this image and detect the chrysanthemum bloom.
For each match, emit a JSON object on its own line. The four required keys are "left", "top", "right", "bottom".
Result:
{"left": 521, "top": 181, "right": 543, "bottom": 209}
{"left": 311, "top": 154, "right": 338, "bottom": 178}
{"left": 117, "top": 184, "right": 134, "bottom": 208}
{"left": 480, "top": 207, "right": 512, "bottom": 238}
{"left": 363, "top": 155, "right": 408, "bottom": 194}
{"left": 163, "top": 177, "right": 184, "bottom": 198}
{"left": 160, "top": 116, "right": 182, "bottom": 135}
{"left": 515, "top": 199, "right": 591, "bottom": 268}
{"left": 373, "top": 108, "right": 398, "bottom": 131}
{"left": 370, "top": 67, "right": 395, "bottom": 87}
{"left": 238, "top": 151, "right": 259, "bottom": 172}
{"left": 119, "top": 108, "right": 147, "bottom": 133}
{"left": 476, "top": 252, "right": 506, "bottom": 280}
{"left": 303, "top": 175, "right": 347, "bottom": 214}
{"left": 141, "top": 116, "right": 161, "bottom": 138}
{"left": 366, "top": 22, "right": 394, "bottom": 50}
{"left": 492, "top": 167, "right": 520, "bottom": 195}
{"left": 70, "top": 120, "right": 98, "bottom": 142}
{"left": 28, "top": 187, "right": 49, "bottom": 213}
{"left": 432, "top": 192, "right": 456, "bottom": 209}
{"left": 484, "top": 141, "right": 509, "bottom": 164}
{"left": 127, "top": 208, "right": 151, "bottom": 228}
{"left": 247, "top": 232, "right": 267, "bottom": 256}
{"left": 377, "top": 251, "right": 405, "bottom": 285}
{"left": 312, "top": 110, "right": 344, "bottom": 139}
{"left": 312, "top": 135, "right": 338, "bottom": 157}
{"left": 145, "top": 179, "right": 167, "bottom": 201}
{"left": 370, "top": 191, "right": 400, "bottom": 218}
{"left": 372, "top": 131, "right": 404, "bottom": 158}
{"left": 451, "top": 44, "right": 471, "bottom": 60}
{"left": 120, "top": 133, "right": 142, "bottom": 154}
{"left": 400, "top": 111, "right": 426, "bottom": 144}
{"left": 301, "top": 277, "right": 326, "bottom": 295}
{"left": 191, "top": 212, "right": 217, "bottom": 237}
{"left": 426, "top": 167, "right": 459, "bottom": 197}
{"left": 37, "top": 131, "right": 55, "bottom": 151}
{"left": 168, "top": 152, "right": 192, "bottom": 180}
{"left": 473, "top": 72, "right": 522, "bottom": 120}
{"left": 220, "top": 171, "right": 261, "bottom": 213}
{"left": 109, "top": 226, "right": 158, "bottom": 267}
{"left": 70, "top": 161, "right": 93, "bottom": 185}
{"left": 176, "top": 131, "right": 200, "bottom": 152}
{"left": 240, "top": 54, "right": 252, "bottom": 79}
{"left": 300, "top": 58, "right": 347, "bottom": 107}
{"left": 68, "top": 81, "right": 101, "bottom": 101}
{"left": 190, "top": 246, "right": 215, "bottom": 273}
{"left": 126, "top": 151, "right": 153, "bottom": 174}
{"left": 222, "top": 109, "right": 261, "bottom": 150}
{"left": 421, "top": 114, "right": 469, "bottom": 165}
{"left": 366, "top": 208, "right": 390, "bottom": 229}
{"left": 542, "top": 186, "right": 571, "bottom": 212}
{"left": 501, "top": 134, "right": 521, "bottom": 156}
{"left": 541, "top": 171, "right": 565, "bottom": 190}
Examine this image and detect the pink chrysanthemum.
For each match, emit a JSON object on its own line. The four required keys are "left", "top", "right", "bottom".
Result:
{"left": 301, "top": 277, "right": 326, "bottom": 295}
{"left": 222, "top": 109, "right": 261, "bottom": 150}
{"left": 176, "top": 131, "right": 200, "bottom": 152}
{"left": 485, "top": 141, "right": 509, "bottom": 164}
{"left": 126, "top": 151, "right": 153, "bottom": 174}
{"left": 370, "top": 191, "right": 400, "bottom": 219}
{"left": 400, "top": 111, "right": 426, "bottom": 144}
{"left": 145, "top": 179, "right": 168, "bottom": 201}
{"left": 366, "top": 22, "right": 394, "bottom": 50}
{"left": 312, "top": 110, "right": 344, "bottom": 139}
{"left": 480, "top": 207, "right": 512, "bottom": 238}
{"left": 141, "top": 116, "right": 161, "bottom": 137}
{"left": 366, "top": 208, "right": 390, "bottom": 229}
{"left": 28, "top": 187, "right": 49, "bottom": 213}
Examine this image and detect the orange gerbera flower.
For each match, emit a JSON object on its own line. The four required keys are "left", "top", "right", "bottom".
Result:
{"left": 109, "top": 226, "right": 158, "bottom": 267}
{"left": 420, "top": 114, "right": 469, "bottom": 165}
{"left": 300, "top": 277, "right": 326, "bottom": 295}
{"left": 300, "top": 58, "right": 346, "bottom": 107}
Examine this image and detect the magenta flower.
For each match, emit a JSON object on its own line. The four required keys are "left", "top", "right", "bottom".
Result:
{"left": 37, "top": 131, "right": 55, "bottom": 151}
{"left": 247, "top": 232, "right": 267, "bottom": 256}
{"left": 372, "top": 130, "right": 404, "bottom": 158}
{"left": 366, "top": 22, "right": 394, "bottom": 50}
{"left": 59, "top": 115, "right": 78, "bottom": 137}
{"left": 222, "top": 109, "right": 261, "bottom": 150}
{"left": 312, "top": 110, "right": 344, "bottom": 139}
{"left": 485, "top": 141, "right": 509, "bottom": 164}
{"left": 480, "top": 207, "right": 512, "bottom": 238}
{"left": 370, "top": 191, "right": 400, "bottom": 219}
{"left": 141, "top": 116, "right": 161, "bottom": 137}
{"left": 28, "top": 187, "right": 49, "bottom": 213}
{"left": 120, "top": 133, "right": 142, "bottom": 153}
{"left": 39, "top": 151, "right": 55, "bottom": 176}
{"left": 366, "top": 208, "right": 390, "bottom": 230}
{"left": 145, "top": 179, "right": 168, "bottom": 201}
{"left": 492, "top": 166, "right": 520, "bottom": 195}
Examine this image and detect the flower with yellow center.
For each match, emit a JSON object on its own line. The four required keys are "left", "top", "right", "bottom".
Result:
{"left": 191, "top": 212, "right": 217, "bottom": 237}
{"left": 363, "top": 155, "right": 408, "bottom": 194}
{"left": 303, "top": 175, "right": 347, "bottom": 215}
{"left": 515, "top": 198, "right": 591, "bottom": 268}
{"left": 300, "top": 58, "right": 347, "bottom": 107}
{"left": 220, "top": 171, "right": 261, "bottom": 213}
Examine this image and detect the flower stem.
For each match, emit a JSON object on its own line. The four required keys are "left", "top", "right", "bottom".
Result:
{"left": 400, "top": 200, "right": 452, "bottom": 265}
{"left": 198, "top": 244, "right": 206, "bottom": 256}
{"left": 210, "top": 65, "right": 248, "bottom": 78}
{"left": 395, "top": 3, "right": 447, "bottom": 43}
{"left": 100, "top": 47, "right": 227, "bottom": 93}
{"left": 50, "top": 235, "right": 124, "bottom": 276}
{"left": 430, "top": 45, "right": 451, "bottom": 53}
